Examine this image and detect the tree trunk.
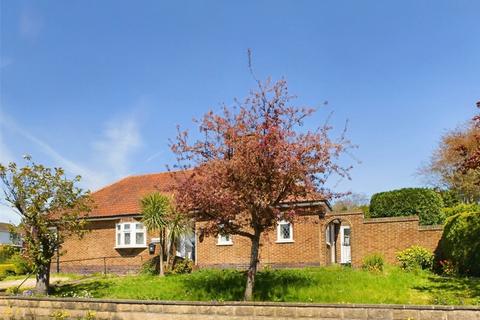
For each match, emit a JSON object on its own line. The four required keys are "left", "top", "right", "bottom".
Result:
{"left": 244, "top": 232, "right": 260, "bottom": 301}
{"left": 159, "top": 230, "right": 165, "bottom": 276}
{"left": 35, "top": 262, "right": 51, "bottom": 295}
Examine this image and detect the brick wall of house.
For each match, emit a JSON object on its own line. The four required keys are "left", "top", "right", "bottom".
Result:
{"left": 197, "top": 211, "right": 444, "bottom": 269}
{"left": 56, "top": 216, "right": 158, "bottom": 274}
{"left": 196, "top": 215, "right": 321, "bottom": 268}
{"left": 57, "top": 211, "right": 444, "bottom": 273}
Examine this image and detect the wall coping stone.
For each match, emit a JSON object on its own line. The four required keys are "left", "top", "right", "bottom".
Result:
{"left": 363, "top": 215, "right": 419, "bottom": 224}
{"left": 1, "top": 296, "right": 479, "bottom": 311}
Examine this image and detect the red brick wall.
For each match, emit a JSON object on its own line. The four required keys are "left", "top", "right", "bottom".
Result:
{"left": 197, "top": 212, "right": 444, "bottom": 268}
{"left": 56, "top": 216, "right": 158, "bottom": 274}
{"left": 196, "top": 215, "right": 321, "bottom": 268}
{"left": 57, "top": 211, "right": 444, "bottom": 273}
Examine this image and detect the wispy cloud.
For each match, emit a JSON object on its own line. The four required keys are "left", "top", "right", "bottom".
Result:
{"left": 145, "top": 151, "right": 162, "bottom": 163}
{"left": 0, "top": 106, "right": 146, "bottom": 190}
{"left": 0, "top": 112, "right": 108, "bottom": 189}
{"left": 93, "top": 117, "right": 142, "bottom": 179}
{"left": 19, "top": 6, "right": 43, "bottom": 41}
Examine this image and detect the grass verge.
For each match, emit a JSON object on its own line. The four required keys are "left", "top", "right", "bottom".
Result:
{"left": 50, "top": 266, "right": 480, "bottom": 305}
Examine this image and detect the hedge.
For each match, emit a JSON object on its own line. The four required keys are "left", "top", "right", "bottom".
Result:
{"left": 438, "top": 211, "right": 480, "bottom": 276}
{"left": 369, "top": 188, "right": 444, "bottom": 225}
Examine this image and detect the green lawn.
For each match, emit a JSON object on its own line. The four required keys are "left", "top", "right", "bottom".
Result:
{"left": 50, "top": 266, "right": 480, "bottom": 305}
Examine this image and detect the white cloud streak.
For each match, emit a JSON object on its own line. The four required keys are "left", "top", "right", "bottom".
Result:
{"left": 93, "top": 117, "right": 142, "bottom": 179}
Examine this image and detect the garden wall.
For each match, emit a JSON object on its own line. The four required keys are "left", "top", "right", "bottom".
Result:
{"left": 321, "top": 212, "right": 444, "bottom": 266}
{"left": 0, "top": 296, "right": 478, "bottom": 320}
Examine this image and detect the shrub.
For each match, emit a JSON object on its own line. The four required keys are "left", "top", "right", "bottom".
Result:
{"left": 170, "top": 258, "right": 193, "bottom": 275}
{"left": 0, "top": 245, "right": 18, "bottom": 263}
{"left": 396, "top": 246, "right": 434, "bottom": 271}
{"left": 140, "top": 256, "right": 159, "bottom": 275}
{"left": 362, "top": 254, "right": 384, "bottom": 272}
{"left": 0, "top": 263, "right": 16, "bottom": 276}
{"left": 369, "top": 188, "right": 444, "bottom": 225}
{"left": 10, "top": 253, "right": 32, "bottom": 275}
{"left": 438, "top": 259, "right": 457, "bottom": 276}
{"left": 441, "top": 203, "right": 480, "bottom": 219}
{"left": 438, "top": 211, "right": 480, "bottom": 276}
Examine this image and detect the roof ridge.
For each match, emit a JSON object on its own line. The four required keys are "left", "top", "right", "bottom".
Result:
{"left": 91, "top": 169, "right": 189, "bottom": 194}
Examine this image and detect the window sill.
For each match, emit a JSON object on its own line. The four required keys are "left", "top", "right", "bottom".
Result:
{"left": 275, "top": 240, "right": 294, "bottom": 244}
{"left": 216, "top": 242, "right": 233, "bottom": 246}
{"left": 114, "top": 245, "right": 147, "bottom": 249}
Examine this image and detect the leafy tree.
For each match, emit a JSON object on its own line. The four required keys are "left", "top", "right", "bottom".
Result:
{"left": 0, "top": 156, "right": 92, "bottom": 294}
{"left": 439, "top": 211, "right": 480, "bottom": 276}
{"left": 171, "top": 77, "right": 353, "bottom": 300}
{"left": 141, "top": 192, "right": 170, "bottom": 276}
{"left": 420, "top": 102, "right": 480, "bottom": 202}
{"left": 332, "top": 193, "right": 369, "bottom": 213}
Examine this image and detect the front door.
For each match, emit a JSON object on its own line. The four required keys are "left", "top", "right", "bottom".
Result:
{"left": 340, "top": 226, "right": 351, "bottom": 264}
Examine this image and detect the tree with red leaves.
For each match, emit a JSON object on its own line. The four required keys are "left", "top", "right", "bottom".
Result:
{"left": 460, "top": 101, "right": 480, "bottom": 174}
{"left": 170, "top": 77, "right": 353, "bottom": 300}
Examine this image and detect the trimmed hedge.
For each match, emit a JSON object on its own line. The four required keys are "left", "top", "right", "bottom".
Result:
{"left": 369, "top": 188, "right": 444, "bottom": 225}
{"left": 438, "top": 211, "right": 480, "bottom": 276}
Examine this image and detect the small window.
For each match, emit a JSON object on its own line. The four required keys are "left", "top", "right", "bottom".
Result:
{"left": 217, "top": 233, "right": 233, "bottom": 246}
{"left": 116, "top": 222, "right": 146, "bottom": 248}
{"left": 276, "top": 220, "right": 293, "bottom": 243}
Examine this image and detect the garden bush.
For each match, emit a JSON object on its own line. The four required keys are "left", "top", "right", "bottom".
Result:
{"left": 438, "top": 211, "right": 480, "bottom": 276}
{"left": 396, "top": 246, "right": 434, "bottom": 271}
{"left": 0, "top": 263, "right": 16, "bottom": 277}
{"left": 369, "top": 188, "right": 444, "bottom": 225}
{"left": 10, "top": 253, "right": 32, "bottom": 275}
{"left": 441, "top": 203, "right": 480, "bottom": 220}
{"left": 170, "top": 258, "right": 193, "bottom": 274}
{"left": 0, "top": 245, "right": 18, "bottom": 263}
{"left": 362, "top": 253, "right": 384, "bottom": 272}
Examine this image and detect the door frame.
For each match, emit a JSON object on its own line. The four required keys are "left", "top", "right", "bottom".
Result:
{"left": 340, "top": 225, "right": 351, "bottom": 264}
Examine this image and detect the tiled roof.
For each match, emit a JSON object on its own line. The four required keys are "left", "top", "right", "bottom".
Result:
{"left": 88, "top": 171, "right": 181, "bottom": 218}
{"left": 87, "top": 170, "right": 330, "bottom": 218}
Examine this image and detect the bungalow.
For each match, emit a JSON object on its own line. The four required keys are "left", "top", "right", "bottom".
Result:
{"left": 57, "top": 172, "right": 443, "bottom": 274}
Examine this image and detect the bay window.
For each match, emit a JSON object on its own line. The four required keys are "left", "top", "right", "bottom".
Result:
{"left": 116, "top": 222, "right": 146, "bottom": 248}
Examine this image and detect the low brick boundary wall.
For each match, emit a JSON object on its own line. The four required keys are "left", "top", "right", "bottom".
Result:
{"left": 0, "top": 297, "right": 479, "bottom": 320}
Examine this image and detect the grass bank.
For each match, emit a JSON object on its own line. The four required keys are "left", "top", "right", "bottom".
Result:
{"left": 51, "top": 266, "right": 480, "bottom": 305}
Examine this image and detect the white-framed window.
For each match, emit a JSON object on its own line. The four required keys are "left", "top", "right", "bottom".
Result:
{"left": 115, "top": 222, "right": 147, "bottom": 248}
{"left": 276, "top": 220, "right": 293, "bottom": 243}
{"left": 217, "top": 233, "right": 233, "bottom": 246}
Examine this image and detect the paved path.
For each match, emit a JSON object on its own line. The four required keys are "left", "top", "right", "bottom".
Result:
{"left": 0, "top": 276, "right": 70, "bottom": 290}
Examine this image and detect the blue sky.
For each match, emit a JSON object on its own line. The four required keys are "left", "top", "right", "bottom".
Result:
{"left": 1, "top": 1, "right": 479, "bottom": 224}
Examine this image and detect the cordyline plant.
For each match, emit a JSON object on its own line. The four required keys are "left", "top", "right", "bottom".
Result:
{"left": 0, "top": 156, "right": 92, "bottom": 295}
{"left": 170, "top": 77, "right": 353, "bottom": 300}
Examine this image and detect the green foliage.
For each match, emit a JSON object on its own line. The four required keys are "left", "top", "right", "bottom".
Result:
{"left": 0, "top": 263, "right": 16, "bottom": 277}
{"left": 51, "top": 266, "right": 480, "bottom": 305}
{"left": 5, "top": 286, "right": 20, "bottom": 295}
{"left": 141, "top": 192, "right": 171, "bottom": 232}
{"left": 437, "top": 189, "right": 462, "bottom": 208}
{"left": 441, "top": 203, "right": 480, "bottom": 219}
{"left": 0, "top": 156, "right": 92, "bottom": 293}
{"left": 439, "top": 211, "right": 480, "bottom": 276}
{"left": 0, "top": 245, "right": 18, "bottom": 263}
{"left": 439, "top": 259, "right": 458, "bottom": 276}
{"left": 140, "top": 256, "right": 159, "bottom": 275}
{"left": 396, "top": 246, "right": 434, "bottom": 272}
{"left": 9, "top": 252, "right": 33, "bottom": 275}
{"left": 369, "top": 188, "right": 444, "bottom": 225}
{"left": 362, "top": 254, "right": 385, "bottom": 272}
{"left": 170, "top": 259, "right": 193, "bottom": 275}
